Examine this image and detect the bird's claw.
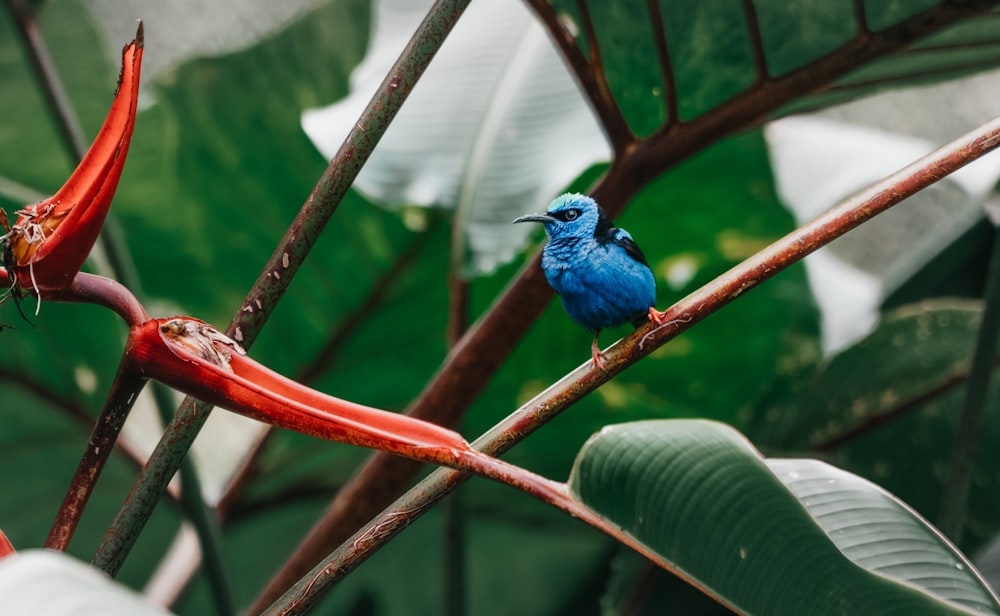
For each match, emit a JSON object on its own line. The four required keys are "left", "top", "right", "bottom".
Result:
{"left": 648, "top": 306, "right": 667, "bottom": 325}
{"left": 591, "top": 338, "right": 608, "bottom": 373}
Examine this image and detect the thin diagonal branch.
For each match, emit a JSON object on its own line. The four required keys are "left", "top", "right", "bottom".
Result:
{"left": 0, "top": 366, "right": 178, "bottom": 494}
{"left": 217, "top": 220, "right": 438, "bottom": 522}
{"left": 95, "top": 0, "right": 475, "bottom": 580}
{"left": 264, "top": 107, "right": 1000, "bottom": 615}
{"left": 139, "top": 222, "right": 445, "bottom": 608}
{"left": 149, "top": 382, "right": 236, "bottom": 616}
{"left": 3, "top": 0, "right": 88, "bottom": 159}
{"left": 46, "top": 369, "right": 148, "bottom": 551}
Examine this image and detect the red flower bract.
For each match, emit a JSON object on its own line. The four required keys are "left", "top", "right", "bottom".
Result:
{"left": 0, "top": 530, "right": 14, "bottom": 559}
{"left": 7, "top": 24, "right": 143, "bottom": 293}
{"left": 127, "top": 317, "right": 474, "bottom": 465}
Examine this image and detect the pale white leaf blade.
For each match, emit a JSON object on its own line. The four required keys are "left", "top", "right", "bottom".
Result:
{"left": 0, "top": 550, "right": 174, "bottom": 615}
{"left": 765, "top": 71, "right": 1000, "bottom": 353}
{"left": 301, "top": 0, "right": 611, "bottom": 276}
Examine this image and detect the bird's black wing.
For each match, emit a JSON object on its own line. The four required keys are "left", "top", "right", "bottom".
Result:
{"left": 594, "top": 209, "right": 649, "bottom": 266}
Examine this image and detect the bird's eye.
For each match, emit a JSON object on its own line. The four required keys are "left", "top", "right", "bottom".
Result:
{"left": 564, "top": 209, "right": 579, "bottom": 221}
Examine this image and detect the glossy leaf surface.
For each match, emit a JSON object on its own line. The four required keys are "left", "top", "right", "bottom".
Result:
{"left": 571, "top": 420, "right": 998, "bottom": 615}
{"left": 751, "top": 300, "right": 1000, "bottom": 555}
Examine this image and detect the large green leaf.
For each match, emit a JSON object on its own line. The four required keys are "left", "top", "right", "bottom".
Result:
{"left": 750, "top": 300, "right": 979, "bottom": 450}
{"left": 751, "top": 300, "right": 1000, "bottom": 555}
{"left": 547, "top": 0, "right": 1000, "bottom": 128}
{"left": 571, "top": 420, "right": 998, "bottom": 615}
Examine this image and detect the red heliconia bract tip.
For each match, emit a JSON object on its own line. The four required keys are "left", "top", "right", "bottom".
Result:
{"left": 127, "top": 317, "right": 474, "bottom": 466}
{"left": 0, "top": 530, "right": 15, "bottom": 559}
{"left": 8, "top": 23, "right": 144, "bottom": 293}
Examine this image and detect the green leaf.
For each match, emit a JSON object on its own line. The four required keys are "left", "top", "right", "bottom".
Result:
{"left": 773, "top": 458, "right": 996, "bottom": 611}
{"left": 752, "top": 300, "right": 1000, "bottom": 554}
{"left": 548, "top": 0, "right": 1000, "bottom": 128}
{"left": 750, "top": 300, "right": 979, "bottom": 451}
{"left": 570, "top": 419, "right": 997, "bottom": 615}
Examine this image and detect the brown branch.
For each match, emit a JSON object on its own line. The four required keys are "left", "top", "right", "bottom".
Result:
{"left": 852, "top": 0, "right": 870, "bottom": 36}
{"left": 647, "top": 0, "right": 679, "bottom": 127}
{"left": 249, "top": 1, "right": 1000, "bottom": 608}
{"left": 46, "top": 369, "right": 149, "bottom": 551}
{"left": 742, "top": 0, "right": 770, "bottom": 86}
{"left": 264, "top": 106, "right": 1000, "bottom": 615}
{"left": 524, "top": 0, "right": 634, "bottom": 152}
{"left": 631, "top": 0, "right": 999, "bottom": 188}
{"left": 0, "top": 367, "right": 176, "bottom": 492}
{"left": 104, "top": 0, "right": 479, "bottom": 601}
{"left": 214, "top": 225, "right": 439, "bottom": 522}
{"left": 189, "top": 224, "right": 441, "bottom": 549}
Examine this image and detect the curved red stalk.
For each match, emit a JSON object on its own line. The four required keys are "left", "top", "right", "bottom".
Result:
{"left": 127, "top": 318, "right": 473, "bottom": 465}
{"left": 10, "top": 24, "right": 143, "bottom": 292}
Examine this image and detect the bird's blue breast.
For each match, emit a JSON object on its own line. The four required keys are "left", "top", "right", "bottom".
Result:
{"left": 542, "top": 237, "right": 655, "bottom": 331}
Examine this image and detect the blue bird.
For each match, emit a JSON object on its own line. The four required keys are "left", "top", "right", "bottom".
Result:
{"left": 514, "top": 193, "right": 664, "bottom": 370}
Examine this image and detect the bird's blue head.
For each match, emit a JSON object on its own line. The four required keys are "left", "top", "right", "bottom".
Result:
{"left": 512, "top": 193, "right": 602, "bottom": 241}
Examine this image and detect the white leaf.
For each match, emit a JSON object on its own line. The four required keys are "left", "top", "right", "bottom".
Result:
{"left": 302, "top": 0, "right": 611, "bottom": 277}
{"left": 82, "top": 0, "right": 328, "bottom": 85}
{"left": 765, "top": 70, "right": 1000, "bottom": 352}
{"left": 0, "top": 551, "right": 174, "bottom": 615}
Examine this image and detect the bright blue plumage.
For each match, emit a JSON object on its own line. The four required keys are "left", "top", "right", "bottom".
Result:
{"left": 514, "top": 193, "right": 661, "bottom": 368}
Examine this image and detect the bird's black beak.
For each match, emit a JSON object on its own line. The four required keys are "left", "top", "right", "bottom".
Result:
{"left": 513, "top": 213, "right": 556, "bottom": 224}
